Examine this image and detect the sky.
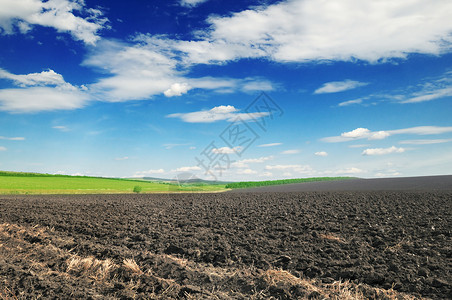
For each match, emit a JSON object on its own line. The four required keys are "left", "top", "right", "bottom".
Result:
{"left": 0, "top": 0, "right": 452, "bottom": 181}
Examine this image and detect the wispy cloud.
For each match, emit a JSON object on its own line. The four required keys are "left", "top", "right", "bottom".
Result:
{"left": 172, "top": 166, "right": 201, "bottom": 172}
{"left": 115, "top": 157, "right": 129, "bottom": 161}
{"left": 314, "top": 80, "right": 368, "bottom": 94}
{"left": 236, "top": 168, "right": 257, "bottom": 175}
{"left": 322, "top": 126, "right": 452, "bottom": 143}
{"left": 133, "top": 169, "right": 165, "bottom": 177}
{"left": 338, "top": 98, "right": 365, "bottom": 107}
{"left": 0, "top": 136, "right": 25, "bottom": 141}
{"left": 315, "top": 151, "right": 328, "bottom": 157}
{"left": 258, "top": 143, "right": 282, "bottom": 147}
{"left": 399, "top": 139, "right": 452, "bottom": 145}
{"left": 167, "top": 105, "right": 268, "bottom": 123}
{"left": 180, "top": 0, "right": 209, "bottom": 7}
{"left": 232, "top": 156, "right": 273, "bottom": 168}
{"left": 52, "top": 125, "right": 70, "bottom": 132}
{"left": 281, "top": 149, "right": 300, "bottom": 155}
{"left": 401, "top": 87, "right": 452, "bottom": 103}
{"left": 0, "top": 0, "right": 108, "bottom": 45}
{"left": 362, "top": 146, "right": 405, "bottom": 156}
{"left": 0, "top": 146, "right": 6, "bottom": 151}
{"left": 211, "top": 146, "right": 243, "bottom": 154}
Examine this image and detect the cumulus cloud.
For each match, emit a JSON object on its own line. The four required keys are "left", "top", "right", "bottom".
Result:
{"left": 0, "top": 0, "right": 108, "bottom": 44}
{"left": 0, "top": 146, "right": 6, "bottom": 151}
{"left": 315, "top": 151, "right": 328, "bottom": 157}
{"left": 82, "top": 39, "right": 275, "bottom": 102}
{"left": 0, "top": 87, "right": 89, "bottom": 112}
{"left": 322, "top": 126, "right": 452, "bottom": 143}
{"left": 0, "top": 68, "right": 73, "bottom": 88}
{"left": 164, "top": 83, "right": 191, "bottom": 97}
{"left": 167, "top": 105, "right": 268, "bottom": 123}
{"left": 202, "top": 0, "right": 452, "bottom": 63}
{"left": 362, "top": 146, "right": 405, "bottom": 156}
{"left": 314, "top": 80, "right": 368, "bottom": 94}
{"left": 0, "top": 68, "right": 89, "bottom": 112}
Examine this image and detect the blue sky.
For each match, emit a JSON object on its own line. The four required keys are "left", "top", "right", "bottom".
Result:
{"left": 1, "top": 0, "right": 452, "bottom": 181}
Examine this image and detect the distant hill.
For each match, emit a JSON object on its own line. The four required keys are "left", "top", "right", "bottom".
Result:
{"left": 131, "top": 176, "right": 234, "bottom": 185}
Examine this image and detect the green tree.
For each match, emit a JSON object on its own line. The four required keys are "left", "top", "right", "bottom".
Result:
{"left": 133, "top": 185, "right": 142, "bottom": 193}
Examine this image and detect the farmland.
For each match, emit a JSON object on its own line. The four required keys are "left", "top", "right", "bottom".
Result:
{"left": 0, "top": 171, "right": 226, "bottom": 194}
{"left": 225, "top": 177, "right": 354, "bottom": 189}
{"left": 1, "top": 176, "right": 451, "bottom": 298}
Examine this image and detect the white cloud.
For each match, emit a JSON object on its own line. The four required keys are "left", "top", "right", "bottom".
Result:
{"left": 132, "top": 169, "right": 165, "bottom": 177}
{"left": 164, "top": 83, "right": 191, "bottom": 97}
{"left": 0, "top": 68, "right": 89, "bottom": 112}
{"left": 236, "top": 168, "right": 258, "bottom": 175}
{"left": 201, "top": 0, "right": 452, "bottom": 63}
{"left": 172, "top": 166, "right": 201, "bottom": 172}
{"left": 265, "top": 164, "right": 312, "bottom": 174}
{"left": 167, "top": 105, "right": 268, "bottom": 123}
{"left": 389, "top": 126, "right": 452, "bottom": 135}
{"left": 315, "top": 151, "right": 328, "bottom": 157}
{"left": 335, "top": 167, "right": 364, "bottom": 174}
{"left": 399, "top": 139, "right": 452, "bottom": 145}
{"left": 322, "top": 126, "right": 452, "bottom": 143}
{"left": 338, "top": 98, "right": 364, "bottom": 107}
{"left": 0, "top": 146, "right": 6, "bottom": 151}
{"left": 375, "top": 171, "right": 401, "bottom": 177}
{"left": 0, "top": 87, "right": 89, "bottom": 113}
{"left": 212, "top": 146, "right": 243, "bottom": 154}
{"left": 0, "top": 136, "right": 25, "bottom": 141}
{"left": 401, "top": 87, "right": 452, "bottom": 103}
{"left": 362, "top": 146, "right": 405, "bottom": 156}
{"left": 314, "top": 80, "right": 368, "bottom": 94}
{"left": 265, "top": 164, "right": 302, "bottom": 170}
{"left": 232, "top": 156, "right": 273, "bottom": 168}
{"left": 281, "top": 149, "right": 300, "bottom": 155}
{"left": 340, "top": 128, "right": 390, "bottom": 140}
{"left": 115, "top": 157, "right": 129, "bottom": 161}
{"left": 82, "top": 39, "right": 275, "bottom": 102}
{"left": 83, "top": 40, "right": 179, "bottom": 102}
{"left": 0, "top": 0, "right": 108, "bottom": 44}
{"left": 258, "top": 142, "right": 282, "bottom": 147}
{"left": 348, "top": 144, "right": 370, "bottom": 148}
{"left": 259, "top": 171, "right": 273, "bottom": 177}
{"left": 180, "top": 0, "right": 208, "bottom": 7}
{"left": 0, "top": 68, "right": 76, "bottom": 89}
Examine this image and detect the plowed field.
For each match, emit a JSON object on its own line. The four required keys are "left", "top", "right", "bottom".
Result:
{"left": 1, "top": 190, "right": 451, "bottom": 299}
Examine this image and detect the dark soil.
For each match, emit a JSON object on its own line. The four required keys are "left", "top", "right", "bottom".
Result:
{"left": 0, "top": 191, "right": 451, "bottom": 299}
{"left": 228, "top": 175, "right": 452, "bottom": 193}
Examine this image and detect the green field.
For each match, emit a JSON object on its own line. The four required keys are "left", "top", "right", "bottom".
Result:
{"left": 225, "top": 177, "right": 355, "bottom": 189}
{"left": 0, "top": 171, "right": 226, "bottom": 194}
